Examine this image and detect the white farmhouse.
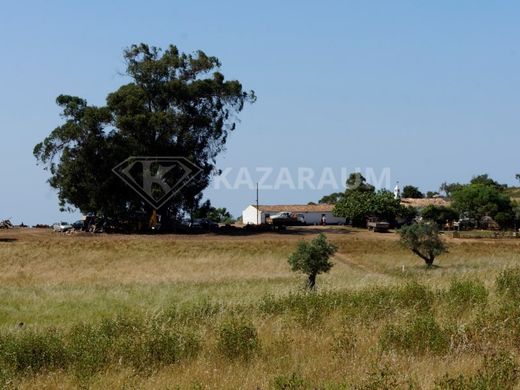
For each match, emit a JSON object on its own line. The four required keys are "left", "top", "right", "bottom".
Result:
{"left": 242, "top": 204, "right": 345, "bottom": 225}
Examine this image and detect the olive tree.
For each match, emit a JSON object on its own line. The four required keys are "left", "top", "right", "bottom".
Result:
{"left": 399, "top": 222, "right": 447, "bottom": 267}
{"left": 288, "top": 233, "right": 337, "bottom": 289}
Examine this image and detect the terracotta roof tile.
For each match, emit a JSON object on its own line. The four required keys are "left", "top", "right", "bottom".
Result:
{"left": 400, "top": 198, "right": 450, "bottom": 208}
{"left": 254, "top": 204, "right": 335, "bottom": 213}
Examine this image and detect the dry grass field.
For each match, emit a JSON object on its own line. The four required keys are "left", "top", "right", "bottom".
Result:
{"left": 1, "top": 227, "right": 520, "bottom": 389}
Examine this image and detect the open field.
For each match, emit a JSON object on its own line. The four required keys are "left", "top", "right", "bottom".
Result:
{"left": 1, "top": 227, "right": 520, "bottom": 388}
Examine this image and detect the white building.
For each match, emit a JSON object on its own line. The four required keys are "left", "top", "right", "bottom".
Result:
{"left": 242, "top": 204, "right": 346, "bottom": 225}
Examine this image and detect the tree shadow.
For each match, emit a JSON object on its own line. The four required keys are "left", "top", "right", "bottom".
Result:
{"left": 280, "top": 227, "right": 353, "bottom": 235}
{"left": 0, "top": 238, "right": 17, "bottom": 243}
{"left": 212, "top": 226, "right": 353, "bottom": 236}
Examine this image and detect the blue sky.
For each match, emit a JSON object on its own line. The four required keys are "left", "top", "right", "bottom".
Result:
{"left": 1, "top": 1, "right": 519, "bottom": 224}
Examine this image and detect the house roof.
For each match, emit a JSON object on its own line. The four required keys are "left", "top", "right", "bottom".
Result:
{"left": 400, "top": 197, "right": 450, "bottom": 208}
{"left": 252, "top": 204, "right": 335, "bottom": 213}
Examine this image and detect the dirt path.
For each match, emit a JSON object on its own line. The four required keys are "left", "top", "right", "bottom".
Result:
{"left": 333, "top": 252, "right": 389, "bottom": 277}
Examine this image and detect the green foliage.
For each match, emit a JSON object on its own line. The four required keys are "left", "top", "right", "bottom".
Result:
{"left": 421, "top": 205, "right": 459, "bottom": 226}
{"left": 380, "top": 313, "right": 449, "bottom": 355}
{"left": 162, "top": 299, "right": 226, "bottom": 325}
{"left": 259, "top": 282, "right": 433, "bottom": 326}
{"left": 192, "top": 200, "right": 234, "bottom": 223}
{"left": 402, "top": 185, "right": 424, "bottom": 199}
{"left": 67, "top": 323, "right": 112, "bottom": 377}
{"left": 259, "top": 291, "right": 339, "bottom": 318}
{"left": 324, "top": 172, "right": 411, "bottom": 226}
{"left": 440, "top": 182, "right": 464, "bottom": 198}
{"left": 450, "top": 175, "right": 514, "bottom": 228}
{"left": 3, "top": 279, "right": 520, "bottom": 386}
{"left": 216, "top": 318, "right": 260, "bottom": 360}
{"left": 399, "top": 222, "right": 447, "bottom": 266}
{"left": 0, "top": 315, "right": 201, "bottom": 381}
{"left": 34, "top": 43, "right": 255, "bottom": 219}
{"left": 444, "top": 279, "right": 488, "bottom": 312}
{"left": 354, "top": 365, "right": 416, "bottom": 390}
{"left": 272, "top": 372, "right": 310, "bottom": 389}
{"left": 142, "top": 325, "right": 200, "bottom": 366}
{"left": 345, "top": 282, "right": 433, "bottom": 322}
{"left": 334, "top": 189, "right": 404, "bottom": 227}
{"left": 496, "top": 267, "right": 520, "bottom": 300}
{"left": 208, "top": 207, "right": 234, "bottom": 224}
{"left": 470, "top": 174, "right": 507, "bottom": 190}
{"left": 0, "top": 329, "right": 68, "bottom": 374}
{"left": 288, "top": 234, "right": 337, "bottom": 289}
{"left": 435, "top": 351, "right": 519, "bottom": 390}
{"left": 318, "top": 192, "right": 344, "bottom": 205}
{"left": 346, "top": 173, "right": 375, "bottom": 192}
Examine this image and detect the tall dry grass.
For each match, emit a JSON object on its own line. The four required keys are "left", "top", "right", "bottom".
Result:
{"left": 1, "top": 228, "right": 520, "bottom": 388}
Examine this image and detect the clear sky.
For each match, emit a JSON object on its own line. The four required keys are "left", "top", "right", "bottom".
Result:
{"left": 1, "top": 1, "right": 519, "bottom": 225}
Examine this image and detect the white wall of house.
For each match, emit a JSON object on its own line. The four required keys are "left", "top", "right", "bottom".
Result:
{"left": 242, "top": 206, "right": 345, "bottom": 225}
{"left": 242, "top": 205, "right": 264, "bottom": 224}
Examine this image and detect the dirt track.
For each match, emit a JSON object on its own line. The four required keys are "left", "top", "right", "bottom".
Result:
{"left": 0, "top": 225, "right": 401, "bottom": 243}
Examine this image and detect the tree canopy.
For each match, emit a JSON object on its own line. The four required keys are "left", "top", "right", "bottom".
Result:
{"left": 450, "top": 176, "right": 514, "bottom": 228}
{"left": 400, "top": 222, "right": 447, "bottom": 267}
{"left": 402, "top": 185, "right": 424, "bottom": 199}
{"left": 288, "top": 233, "right": 337, "bottom": 290}
{"left": 34, "top": 44, "right": 255, "bottom": 223}
{"left": 421, "top": 205, "right": 458, "bottom": 227}
{"left": 331, "top": 173, "right": 408, "bottom": 227}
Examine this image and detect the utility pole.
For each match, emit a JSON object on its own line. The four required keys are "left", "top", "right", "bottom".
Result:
{"left": 256, "top": 182, "right": 259, "bottom": 225}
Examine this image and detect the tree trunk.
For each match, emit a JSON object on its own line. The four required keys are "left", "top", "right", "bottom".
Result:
{"left": 413, "top": 249, "right": 435, "bottom": 268}
{"left": 307, "top": 273, "right": 316, "bottom": 290}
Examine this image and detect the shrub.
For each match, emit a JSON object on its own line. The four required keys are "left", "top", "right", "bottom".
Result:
{"left": 67, "top": 323, "right": 112, "bottom": 378}
{"left": 444, "top": 279, "right": 488, "bottom": 313}
{"left": 143, "top": 325, "right": 200, "bottom": 366}
{"left": 402, "top": 185, "right": 424, "bottom": 199}
{"left": 259, "top": 291, "right": 341, "bottom": 325}
{"left": 421, "top": 205, "right": 458, "bottom": 227}
{"left": 435, "top": 351, "right": 519, "bottom": 389}
{"left": 0, "top": 329, "right": 68, "bottom": 373}
{"left": 69, "top": 319, "right": 201, "bottom": 373}
{"left": 216, "top": 318, "right": 260, "bottom": 360}
{"left": 397, "top": 281, "right": 434, "bottom": 311}
{"left": 380, "top": 313, "right": 449, "bottom": 354}
{"left": 272, "top": 372, "right": 309, "bottom": 389}
{"left": 496, "top": 267, "right": 520, "bottom": 300}
{"left": 354, "top": 365, "right": 417, "bottom": 389}
{"left": 162, "top": 299, "right": 226, "bottom": 325}
{"left": 0, "top": 366, "right": 11, "bottom": 389}
{"left": 345, "top": 282, "right": 433, "bottom": 322}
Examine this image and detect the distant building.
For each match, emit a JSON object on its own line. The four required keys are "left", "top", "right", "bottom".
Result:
{"left": 242, "top": 204, "right": 346, "bottom": 225}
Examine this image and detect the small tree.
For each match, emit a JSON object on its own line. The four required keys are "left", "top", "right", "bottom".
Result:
{"left": 399, "top": 223, "right": 447, "bottom": 267}
{"left": 421, "top": 205, "right": 459, "bottom": 227}
{"left": 288, "top": 233, "right": 337, "bottom": 289}
{"left": 402, "top": 185, "right": 424, "bottom": 199}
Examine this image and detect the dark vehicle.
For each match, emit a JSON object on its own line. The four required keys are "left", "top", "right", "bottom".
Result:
{"left": 190, "top": 218, "right": 219, "bottom": 231}
{"left": 367, "top": 217, "right": 390, "bottom": 232}
{"left": 266, "top": 212, "right": 305, "bottom": 226}
{"left": 454, "top": 217, "right": 476, "bottom": 231}
{"left": 72, "top": 220, "right": 84, "bottom": 230}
